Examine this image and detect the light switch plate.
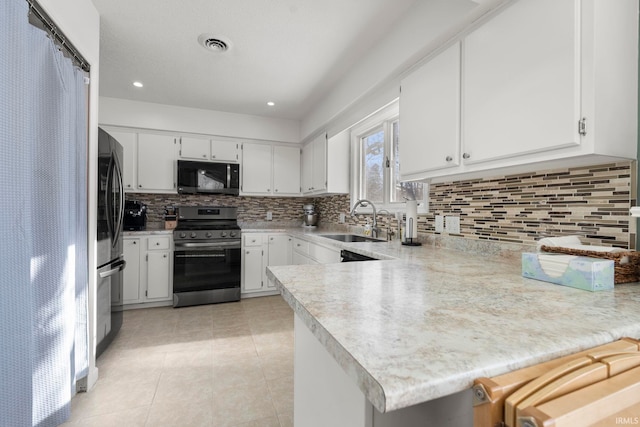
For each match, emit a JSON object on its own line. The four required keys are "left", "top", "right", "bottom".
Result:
{"left": 445, "top": 216, "right": 460, "bottom": 234}
{"left": 435, "top": 215, "right": 444, "bottom": 233}
{"left": 339, "top": 213, "right": 346, "bottom": 223}
{"left": 266, "top": 211, "right": 273, "bottom": 221}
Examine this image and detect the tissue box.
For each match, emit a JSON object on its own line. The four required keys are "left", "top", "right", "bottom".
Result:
{"left": 522, "top": 253, "right": 614, "bottom": 292}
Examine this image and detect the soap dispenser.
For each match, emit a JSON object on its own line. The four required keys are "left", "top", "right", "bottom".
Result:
{"left": 364, "top": 219, "right": 372, "bottom": 236}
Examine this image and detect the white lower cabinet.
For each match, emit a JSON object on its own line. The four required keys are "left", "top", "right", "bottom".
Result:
{"left": 292, "top": 236, "right": 340, "bottom": 265}
{"left": 242, "top": 233, "right": 341, "bottom": 296}
{"left": 123, "top": 234, "right": 173, "bottom": 307}
{"left": 242, "top": 233, "right": 294, "bottom": 296}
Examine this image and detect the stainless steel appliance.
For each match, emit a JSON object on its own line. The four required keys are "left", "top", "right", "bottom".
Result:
{"left": 177, "top": 160, "right": 240, "bottom": 195}
{"left": 340, "top": 250, "right": 377, "bottom": 262}
{"left": 303, "top": 203, "right": 318, "bottom": 227}
{"left": 173, "top": 206, "right": 241, "bottom": 307}
{"left": 96, "top": 128, "right": 126, "bottom": 358}
{"left": 123, "top": 200, "right": 147, "bottom": 231}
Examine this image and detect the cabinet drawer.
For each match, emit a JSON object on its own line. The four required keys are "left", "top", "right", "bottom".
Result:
{"left": 309, "top": 243, "right": 340, "bottom": 264}
{"left": 147, "top": 236, "right": 170, "bottom": 250}
{"left": 293, "top": 237, "right": 309, "bottom": 254}
{"left": 243, "top": 234, "right": 263, "bottom": 247}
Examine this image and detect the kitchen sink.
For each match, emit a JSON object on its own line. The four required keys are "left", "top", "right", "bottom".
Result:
{"left": 320, "top": 234, "right": 385, "bottom": 243}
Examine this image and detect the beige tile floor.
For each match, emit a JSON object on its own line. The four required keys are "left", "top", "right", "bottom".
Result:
{"left": 63, "top": 296, "right": 294, "bottom": 427}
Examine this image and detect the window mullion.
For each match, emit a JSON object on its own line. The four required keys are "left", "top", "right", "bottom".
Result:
{"left": 384, "top": 120, "right": 392, "bottom": 206}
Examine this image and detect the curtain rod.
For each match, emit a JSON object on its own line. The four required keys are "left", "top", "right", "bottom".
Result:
{"left": 26, "top": 0, "right": 91, "bottom": 72}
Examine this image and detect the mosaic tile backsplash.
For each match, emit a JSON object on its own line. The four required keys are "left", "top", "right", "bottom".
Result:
{"left": 316, "top": 161, "right": 637, "bottom": 249}
{"left": 131, "top": 161, "right": 636, "bottom": 249}
{"left": 128, "top": 193, "right": 315, "bottom": 229}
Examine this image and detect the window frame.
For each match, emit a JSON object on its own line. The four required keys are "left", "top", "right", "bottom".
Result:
{"left": 350, "top": 100, "right": 428, "bottom": 214}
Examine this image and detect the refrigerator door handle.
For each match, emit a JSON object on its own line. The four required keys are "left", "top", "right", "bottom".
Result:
{"left": 112, "top": 155, "right": 125, "bottom": 246}
{"left": 98, "top": 259, "right": 127, "bottom": 278}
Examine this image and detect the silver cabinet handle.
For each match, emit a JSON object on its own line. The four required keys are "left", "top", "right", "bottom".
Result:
{"left": 133, "top": 241, "right": 137, "bottom": 245}
{"left": 203, "top": 154, "right": 207, "bottom": 158}
{"left": 445, "top": 156, "right": 453, "bottom": 162}
{"left": 463, "top": 153, "right": 471, "bottom": 159}
{"left": 212, "top": 154, "right": 216, "bottom": 158}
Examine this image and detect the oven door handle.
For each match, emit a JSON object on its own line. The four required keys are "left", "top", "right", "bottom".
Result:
{"left": 174, "top": 241, "right": 241, "bottom": 250}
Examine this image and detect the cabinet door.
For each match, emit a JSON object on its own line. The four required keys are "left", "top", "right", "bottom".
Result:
{"left": 107, "top": 130, "right": 137, "bottom": 191}
{"left": 241, "top": 143, "right": 273, "bottom": 194}
{"left": 273, "top": 145, "right": 301, "bottom": 195}
{"left": 268, "top": 234, "right": 293, "bottom": 267}
{"left": 242, "top": 247, "right": 264, "bottom": 292}
{"left": 123, "top": 238, "right": 141, "bottom": 303}
{"left": 137, "top": 134, "right": 177, "bottom": 192}
{"left": 463, "top": 0, "right": 579, "bottom": 164}
{"left": 180, "top": 136, "right": 210, "bottom": 160}
{"left": 146, "top": 251, "right": 171, "bottom": 299}
{"left": 301, "top": 143, "right": 313, "bottom": 194}
{"left": 400, "top": 42, "right": 460, "bottom": 177}
{"left": 293, "top": 251, "right": 313, "bottom": 265}
{"left": 311, "top": 134, "right": 327, "bottom": 192}
{"left": 211, "top": 139, "right": 239, "bottom": 162}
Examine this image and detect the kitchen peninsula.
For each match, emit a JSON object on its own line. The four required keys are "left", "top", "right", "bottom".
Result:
{"left": 266, "top": 235, "right": 640, "bottom": 426}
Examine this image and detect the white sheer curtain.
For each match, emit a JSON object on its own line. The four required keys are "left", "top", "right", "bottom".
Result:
{"left": 0, "top": 1, "right": 89, "bottom": 426}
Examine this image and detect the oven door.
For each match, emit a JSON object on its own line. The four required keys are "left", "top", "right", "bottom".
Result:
{"left": 173, "top": 240, "right": 241, "bottom": 294}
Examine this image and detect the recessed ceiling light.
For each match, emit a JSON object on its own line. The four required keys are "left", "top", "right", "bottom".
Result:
{"left": 267, "top": 101, "right": 275, "bottom": 107}
{"left": 198, "top": 34, "right": 232, "bottom": 53}
{"left": 133, "top": 81, "right": 143, "bottom": 88}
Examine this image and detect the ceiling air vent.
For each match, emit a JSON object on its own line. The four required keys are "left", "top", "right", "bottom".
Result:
{"left": 198, "top": 34, "right": 231, "bottom": 53}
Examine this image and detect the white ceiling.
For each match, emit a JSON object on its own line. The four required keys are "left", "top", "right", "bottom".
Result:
{"left": 91, "top": 0, "right": 419, "bottom": 121}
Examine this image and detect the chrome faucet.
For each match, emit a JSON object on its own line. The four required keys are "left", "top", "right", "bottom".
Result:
{"left": 377, "top": 209, "right": 395, "bottom": 241}
{"left": 350, "top": 199, "right": 378, "bottom": 238}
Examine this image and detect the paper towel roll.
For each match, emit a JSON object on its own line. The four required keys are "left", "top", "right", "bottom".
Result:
{"left": 406, "top": 200, "right": 418, "bottom": 239}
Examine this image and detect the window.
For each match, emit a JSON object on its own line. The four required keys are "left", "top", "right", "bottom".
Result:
{"left": 351, "top": 100, "right": 425, "bottom": 211}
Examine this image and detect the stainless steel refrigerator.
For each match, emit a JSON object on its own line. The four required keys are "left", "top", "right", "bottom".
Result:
{"left": 96, "top": 127, "right": 126, "bottom": 358}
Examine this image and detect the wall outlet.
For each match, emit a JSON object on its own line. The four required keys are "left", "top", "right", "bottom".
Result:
{"left": 434, "top": 215, "right": 444, "bottom": 233}
{"left": 445, "top": 216, "right": 460, "bottom": 234}
{"left": 339, "top": 213, "right": 346, "bottom": 223}
{"left": 266, "top": 211, "right": 273, "bottom": 221}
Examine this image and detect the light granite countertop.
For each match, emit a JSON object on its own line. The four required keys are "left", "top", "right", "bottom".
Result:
{"left": 265, "top": 232, "right": 640, "bottom": 413}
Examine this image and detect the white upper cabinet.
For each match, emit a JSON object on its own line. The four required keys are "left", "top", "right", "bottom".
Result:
{"left": 301, "top": 134, "right": 326, "bottom": 194}
{"left": 399, "top": 0, "right": 637, "bottom": 183}
{"left": 241, "top": 143, "right": 273, "bottom": 195}
{"left": 105, "top": 130, "right": 137, "bottom": 191}
{"left": 301, "top": 132, "right": 348, "bottom": 195}
{"left": 241, "top": 142, "right": 301, "bottom": 196}
{"left": 311, "top": 133, "right": 327, "bottom": 193}
{"left": 180, "top": 137, "right": 239, "bottom": 162}
{"left": 400, "top": 42, "right": 461, "bottom": 179}
{"left": 137, "top": 133, "right": 177, "bottom": 192}
{"left": 273, "top": 145, "right": 301, "bottom": 195}
{"left": 301, "top": 142, "right": 314, "bottom": 194}
{"left": 211, "top": 139, "right": 239, "bottom": 162}
{"left": 463, "top": 0, "right": 579, "bottom": 163}
{"left": 101, "top": 128, "right": 176, "bottom": 193}
{"left": 179, "top": 136, "right": 210, "bottom": 160}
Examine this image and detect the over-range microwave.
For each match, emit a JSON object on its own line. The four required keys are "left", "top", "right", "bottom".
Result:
{"left": 177, "top": 160, "right": 240, "bottom": 195}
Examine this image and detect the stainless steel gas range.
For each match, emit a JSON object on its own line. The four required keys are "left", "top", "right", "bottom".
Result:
{"left": 172, "top": 206, "right": 241, "bottom": 308}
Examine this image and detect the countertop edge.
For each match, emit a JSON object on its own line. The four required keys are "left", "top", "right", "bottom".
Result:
{"left": 271, "top": 269, "right": 389, "bottom": 412}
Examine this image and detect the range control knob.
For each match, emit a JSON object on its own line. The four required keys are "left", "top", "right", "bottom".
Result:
{"left": 230, "top": 231, "right": 237, "bottom": 237}
{"left": 179, "top": 232, "right": 186, "bottom": 238}
{"left": 206, "top": 232, "right": 213, "bottom": 238}
{"left": 190, "top": 232, "right": 197, "bottom": 238}
{"left": 221, "top": 231, "right": 228, "bottom": 238}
